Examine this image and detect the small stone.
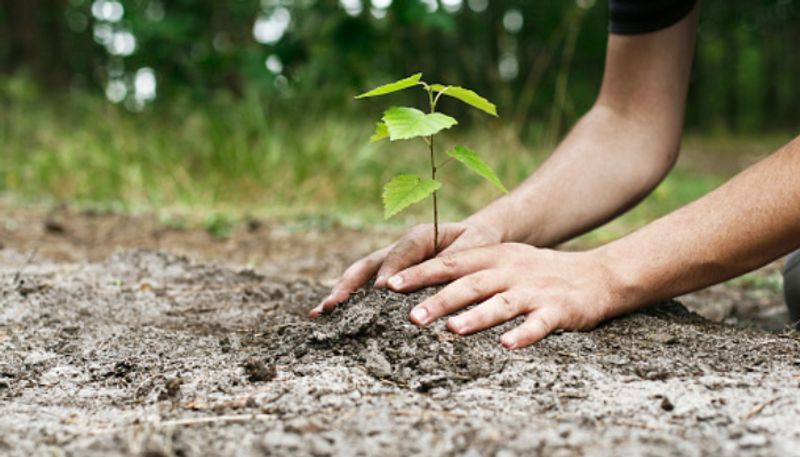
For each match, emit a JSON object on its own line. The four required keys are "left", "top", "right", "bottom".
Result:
{"left": 365, "top": 348, "right": 392, "bottom": 379}
{"left": 661, "top": 396, "right": 675, "bottom": 412}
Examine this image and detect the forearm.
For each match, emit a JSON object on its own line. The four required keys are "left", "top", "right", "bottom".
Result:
{"left": 465, "top": 8, "right": 697, "bottom": 247}
{"left": 598, "top": 136, "right": 800, "bottom": 315}
{"left": 466, "top": 105, "right": 681, "bottom": 246}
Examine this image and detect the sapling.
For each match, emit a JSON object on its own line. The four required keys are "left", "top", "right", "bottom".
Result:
{"left": 355, "top": 73, "right": 508, "bottom": 253}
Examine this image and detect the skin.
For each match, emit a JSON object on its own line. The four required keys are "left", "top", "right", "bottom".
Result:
{"left": 311, "top": 5, "right": 800, "bottom": 348}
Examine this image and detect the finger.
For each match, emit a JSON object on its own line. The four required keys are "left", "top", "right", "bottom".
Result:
{"left": 408, "top": 271, "right": 506, "bottom": 326}
{"left": 387, "top": 246, "right": 501, "bottom": 292}
{"left": 375, "top": 225, "right": 440, "bottom": 288}
{"left": 500, "top": 306, "right": 561, "bottom": 349}
{"left": 446, "top": 291, "right": 526, "bottom": 335}
{"left": 310, "top": 246, "right": 391, "bottom": 318}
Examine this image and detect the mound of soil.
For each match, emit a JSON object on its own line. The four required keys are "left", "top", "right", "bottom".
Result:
{"left": 2, "top": 249, "right": 800, "bottom": 456}
{"left": 259, "top": 285, "right": 515, "bottom": 392}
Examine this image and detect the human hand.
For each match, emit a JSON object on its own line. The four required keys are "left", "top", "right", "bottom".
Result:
{"left": 310, "top": 222, "right": 503, "bottom": 318}
{"left": 383, "top": 243, "right": 622, "bottom": 349}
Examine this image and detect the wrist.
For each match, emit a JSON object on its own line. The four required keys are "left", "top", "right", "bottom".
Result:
{"left": 460, "top": 211, "right": 506, "bottom": 245}
{"left": 463, "top": 194, "right": 542, "bottom": 244}
{"left": 590, "top": 242, "right": 651, "bottom": 318}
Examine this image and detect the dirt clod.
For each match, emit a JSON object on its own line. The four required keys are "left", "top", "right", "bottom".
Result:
{"left": 160, "top": 378, "right": 183, "bottom": 400}
{"left": 242, "top": 357, "right": 277, "bottom": 383}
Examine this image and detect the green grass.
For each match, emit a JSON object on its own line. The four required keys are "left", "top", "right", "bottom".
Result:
{"left": 1, "top": 75, "right": 783, "bottom": 245}
{"left": 729, "top": 270, "right": 784, "bottom": 293}
{"left": 575, "top": 169, "right": 725, "bottom": 245}
{"left": 0, "top": 76, "right": 536, "bottom": 224}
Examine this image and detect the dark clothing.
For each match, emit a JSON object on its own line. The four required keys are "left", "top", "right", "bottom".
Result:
{"left": 609, "top": 0, "right": 698, "bottom": 35}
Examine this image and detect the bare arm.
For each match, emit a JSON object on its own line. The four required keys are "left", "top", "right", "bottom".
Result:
{"left": 469, "top": 6, "right": 699, "bottom": 246}
{"left": 599, "top": 136, "right": 800, "bottom": 315}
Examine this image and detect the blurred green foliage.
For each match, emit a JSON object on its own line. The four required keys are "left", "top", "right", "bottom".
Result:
{"left": 2, "top": 0, "right": 799, "bottom": 134}
{"left": 0, "top": 0, "right": 798, "bottom": 235}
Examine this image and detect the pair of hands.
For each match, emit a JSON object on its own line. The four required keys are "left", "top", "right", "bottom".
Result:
{"left": 310, "top": 222, "right": 620, "bottom": 349}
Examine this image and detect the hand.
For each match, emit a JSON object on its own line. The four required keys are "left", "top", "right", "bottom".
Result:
{"left": 310, "top": 222, "right": 503, "bottom": 318}
{"left": 383, "top": 243, "right": 621, "bottom": 349}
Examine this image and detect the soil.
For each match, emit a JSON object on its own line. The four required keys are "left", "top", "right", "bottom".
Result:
{"left": 2, "top": 205, "right": 800, "bottom": 456}
{"left": 0, "top": 201, "right": 398, "bottom": 281}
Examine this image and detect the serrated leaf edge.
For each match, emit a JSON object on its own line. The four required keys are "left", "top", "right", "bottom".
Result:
{"left": 382, "top": 175, "right": 442, "bottom": 219}
{"left": 447, "top": 145, "right": 508, "bottom": 193}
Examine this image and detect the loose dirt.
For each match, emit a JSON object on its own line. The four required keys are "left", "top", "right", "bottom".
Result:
{"left": 2, "top": 244, "right": 800, "bottom": 456}
{"left": 0, "top": 201, "right": 397, "bottom": 281}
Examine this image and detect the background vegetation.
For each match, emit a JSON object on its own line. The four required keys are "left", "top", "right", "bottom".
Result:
{"left": 1, "top": 0, "right": 799, "bottom": 239}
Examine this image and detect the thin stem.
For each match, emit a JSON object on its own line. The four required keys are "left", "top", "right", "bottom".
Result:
{"left": 426, "top": 86, "right": 439, "bottom": 254}
{"left": 430, "top": 133, "right": 438, "bottom": 254}
{"left": 432, "top": 86, "right": 449, "bottom": 110}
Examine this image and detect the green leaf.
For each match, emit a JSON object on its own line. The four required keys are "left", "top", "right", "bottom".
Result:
{"left": 431, "top": 84, "right": 498, "bottom": 117}
{"left": 382, "top": 107, "right": 458, "bottom": 141}
{"left": 355, "top": 73, "right": 423, "bottom": 99}
{"left": 382, "top": 175, "right": 442, "bottom": 219}
{"left": 447, "top": 145, "right": 508, "bottom": 193}
{"left": 369, "top": 122, "right": 389, "bottom": 143}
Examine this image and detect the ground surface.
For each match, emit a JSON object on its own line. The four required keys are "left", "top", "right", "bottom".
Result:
{"left": 2, "top": 205, "right": 799, "bottom": 456}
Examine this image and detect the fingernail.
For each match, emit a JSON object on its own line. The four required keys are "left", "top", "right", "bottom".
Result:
{"left": 409, "top": 306, "right": 428, "bottom": 324}
{"left": 387, "top": 275, "right": 403, "bottom": 290}
{"left": 448, "top": 316, "right": 466, "bottom": 334}
{"left": 501, "top": 334, "right": 517, "bottom": 349}
{"left": 374, "top": 275, "right": 385, "bottom": 288}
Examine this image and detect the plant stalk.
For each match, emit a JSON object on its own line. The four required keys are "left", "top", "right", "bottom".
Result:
{"left": 430, "top": 134, "right": 439, "bottom": 254}
{"left": 427, "top": 86, "right": 439, "bottom": 254}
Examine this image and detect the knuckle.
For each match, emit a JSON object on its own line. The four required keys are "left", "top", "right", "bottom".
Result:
{"left": 533, "top": 313, "right": 557, "bottom": 334}
{"left": 438, "top": 253, "right": 458, "bottom": 271}
{"left": 467, "top": 275, "right": 485, "bottom": 295}
{"left": 427, "top": 294, "right": 449, "bottom": 315}
{"left": 496, "top": 292, "right": 514, "bottom": 311}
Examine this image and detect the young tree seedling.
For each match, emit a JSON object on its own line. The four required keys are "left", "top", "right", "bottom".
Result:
{"left": 355, "top": 73, "right": 508, "bottom": 253}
